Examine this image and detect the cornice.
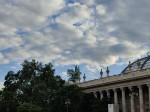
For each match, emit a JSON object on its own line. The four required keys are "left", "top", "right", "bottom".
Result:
{"left": 78, "top": 68, "right": 150, "bottom": 93}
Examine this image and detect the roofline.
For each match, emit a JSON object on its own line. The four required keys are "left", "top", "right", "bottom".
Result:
{"left": 121, "top": 56, "right": 150, "bottom": 73}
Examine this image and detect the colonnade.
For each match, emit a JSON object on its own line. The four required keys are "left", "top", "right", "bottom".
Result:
{"left": 93, "top": 84, "right": 150, "bottom": 112}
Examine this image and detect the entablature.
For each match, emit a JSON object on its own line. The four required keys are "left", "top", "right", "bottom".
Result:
{"left": 78, "top": 68, "right": 150, "bottom": 90}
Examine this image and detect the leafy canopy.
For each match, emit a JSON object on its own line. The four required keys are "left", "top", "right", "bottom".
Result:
{"left": 67, "top": 65, "right": 81, "bottom": 83}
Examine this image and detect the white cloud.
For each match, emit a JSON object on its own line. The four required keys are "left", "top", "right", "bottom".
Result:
{"left": 0, "top": 82, "right": 4, "bottom": 90}
{"left": 0, "top": 36, "right": 23, "bottom": 50}
{"left": 0, "top": 0, "right": 149, "bottom": 78}
{"left": 96, "top": 5, "right": 106, "bottom": 15}
{"left": 86, "top": 64, "right": 100, "bottom": 73}
{"left": 0, "top": 0, "right": 65, "bottom": 33}
{"left": 57, "top": 3, "right": 93, "bottom": 27}
{"left": 0, "top": 53, "right": 9, "bottom": 64}
{"left": 75, "top": 0, "right": 94, "bottom": 6}
{"left": 60, "top": 71, "right": 68, "bottom": 80}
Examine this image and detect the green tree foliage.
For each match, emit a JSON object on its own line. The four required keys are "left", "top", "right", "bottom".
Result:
{"left": 0, "top": 60, "right": 111, "bottom": 112}
{"left": 17, "top": 103, "right": 43, "bottom": 112}
{"left": 92, "top": 97, "right": 113, "bottom": 112}
{"left": 67, "top": 65, "right": 81, "bottom": 83}
{"left": 80, "top": 93, "right": 96, "bottom": 112}
{"left": 50, "top": 84, "right": 83, "bottom": 112}
{"left": 80, "top": 93, "right": 113, "bottom": 112}
{"left": 0, "top": 59, "right": 65, "bottom": 112}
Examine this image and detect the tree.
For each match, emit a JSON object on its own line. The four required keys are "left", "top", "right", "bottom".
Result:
{"left": 79, "top": 93, "right": 96, "bottom": 112}
{"left": 0, "top": 59, "right": 65, "bottom": 112}
{"left": 0, "top": 59, "right": 111, "bottom": 112}
{"left": 67, "top": 65, "right": 81, "bottom": 83}
{"left": 92, "top": 97, "right": 113, "bottom": 112}
{"left": 50, "top": 84, "right": 84, "bottom": 112}
{"left": 17, "top": 103, "right": 43, "bottom": 112}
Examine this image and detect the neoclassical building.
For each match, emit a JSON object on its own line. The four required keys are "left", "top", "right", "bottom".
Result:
{"left": 78, "top": 55, "right": 150, "bottom": 112}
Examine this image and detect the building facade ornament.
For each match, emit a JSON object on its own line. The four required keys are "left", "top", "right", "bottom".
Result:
{"left": 137, "top": 59, "right": 141, "bottom": 69}
{"left": 83, "top": 73, "right": 86, "bottom": 82}
{"left": 100, "top": 69, "right": 103, "bottom": 78}
{"left": 106, "top": 67, "right": 110, "bottom": 77}
{"left": 128, "top": 61, "right": 132, "bottom": 71}
{"left": 78, "top": 56, "right": 150, "bottom": 112}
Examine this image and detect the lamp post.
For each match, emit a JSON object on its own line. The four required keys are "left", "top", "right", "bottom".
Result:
{"left": 65, "top": 99, "right": 70, "bottom": 112}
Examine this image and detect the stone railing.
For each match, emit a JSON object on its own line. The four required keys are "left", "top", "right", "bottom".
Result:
{"left": 78, "top": 68, "right": 150, "bottom": 88}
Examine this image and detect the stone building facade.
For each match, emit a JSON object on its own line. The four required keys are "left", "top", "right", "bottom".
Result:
{"left": 78, "top": 56, "right": 150, "bottom": 112}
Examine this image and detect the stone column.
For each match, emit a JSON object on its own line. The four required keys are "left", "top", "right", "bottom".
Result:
{"left": 93, "top": 91, "right": 97, "bottom": 98}
{"left": 100, "top": 91, "right": 104, "bottom": 100}
{"left": 147, "top": 84, "right": 150, "bottom": 110}
{"left": 121, "top": 88, "right": 126, "bottom": 112}
{"left": 113, "top": 89, "right": 118, "bottom": 104}
{"left": 107, "top": 90, "right": 110, "bottom": 98}
{"left": 129, "top": 87, "right": 135, "bottom": 112}
{"left": 138, "top": 85, "right": 144, "bottom": 112}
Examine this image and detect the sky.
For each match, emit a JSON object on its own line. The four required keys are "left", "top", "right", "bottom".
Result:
{"left": 0, "top": 0, "right": 150, "bottom": 89}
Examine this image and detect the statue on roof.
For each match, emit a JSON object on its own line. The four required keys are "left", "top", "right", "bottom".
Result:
{"left": 106, "top": 67, "right": 110, "bottom": 77}
{"left": 83, "top": 73, "right": 86, "bottom": 82}
{"left": 147, "top": 51, "right": 150, "bottom": 56}
{"left": 100, "top": 69, "right": 103, "bottom": 78}
{"left": 137, "top": 59, "right": 141, "bottom": 69}
{"left": 128, "top": 61, "right": 132, "bottom": 71}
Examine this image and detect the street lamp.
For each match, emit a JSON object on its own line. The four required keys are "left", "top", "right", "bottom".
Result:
{"left": 65, "top": 99, "right": 70, "bottom": 112}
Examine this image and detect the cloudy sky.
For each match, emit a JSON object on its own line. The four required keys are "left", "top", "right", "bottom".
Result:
{"left": 0, "top": 0, "right": 150, "bottom": 89}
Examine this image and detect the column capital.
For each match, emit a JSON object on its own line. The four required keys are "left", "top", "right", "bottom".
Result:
{"left": 128, "top": 86, "right": 134, "bottom": 91}
{"left": 106, "top": 89, "right": 110, "bottom": 92}
{"left": 93, "top": 91, "right": 97, "bottom": 98}
{"left": 139, "top": 85, "right": 144, "bottom": 112}
{"left": 114, "top": 88, "right": 118, "bottom": 104}
{"left": 113, "top": 88, "right": 118, "bottom": 92}
{"left": 147, "top": 83, "right": 150, "bottom": 87}
{"left": 137, "top": 85, "right": 143, "bottom": 89}
{"left": 120, "top": 87, "right": 126, "bottom": 91}
{"left": 99, "top": 90, "right": 103, "bottom": 92}
{"left": 122, "top": 87, "right": 126, "bottom": 112}
{"left": 93, "top": 91, "right": 97, "bottom": 95}
{"left": 106, "top": 90, "right": 110, "bottom": 98}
